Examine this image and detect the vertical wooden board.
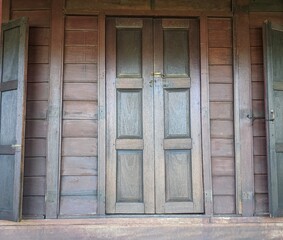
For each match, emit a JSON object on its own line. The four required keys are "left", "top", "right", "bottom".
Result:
{"left": 62, "top": 138, "right": 98, "bottom": 157}
{"left": 61, "top": 176, "right": 97, "bottom": 196}
{"left": 62, "top": 120, "right": 98, "bottom": 138}
{"left": 213, "top": 196, "right": 235, "bottom": 214}
{"left": 12, "top": 11, "right": 50, "bottom": 27}
{"left": 61, "top": 157, "right": 97, "bottom": 176}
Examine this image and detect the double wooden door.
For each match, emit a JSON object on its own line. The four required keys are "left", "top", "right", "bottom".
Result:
{"left": 106, "top": 18, "right": 203, "bottom": 214}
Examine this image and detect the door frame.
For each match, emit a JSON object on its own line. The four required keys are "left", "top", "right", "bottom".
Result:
{"left": 98, "top": 14, "right": 212, "bottom": 215}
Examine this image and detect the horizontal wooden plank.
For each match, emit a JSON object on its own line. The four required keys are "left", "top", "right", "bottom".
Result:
{"left": 253, "top": 119, "right": 266, "bottom": 137}
{"left": 63, "top": 120, "right": 98, "bottom": 138}
{"left": 26, "top": 120, "right": 47, "bottom": 138}
{"left": 116, "top": 78, "right": 143, "bottom": 89}
{"left": 59, "top": 196, "right": 97, "bottom": 216}
{"left": 212, "top": 157, "right": 235, "bottom": 176}
{"left": 12, "top": 10, "right": 50, "bottom": 27}
{"left": 163, "top": 138, "right": 192, "bottom": 150}
{"left": 26, "top": 101, "right": 48, "bottom": 120}
{"left": 209, "top": 48, "right": 232, "bottom": 65}
{"left": 209, "top": 65, "right": 233, "bottom": 83}
{"left": 255, "top": 193, "right": 269, "bottom": 214}
{"left": 253, "top": 137, "right": 267, "bottom": 156}
{"left": 27, "top": 83, "right": 49, "bottom": 100}
{"left": 116, "top": 18, "right": 143, "bottom": 28}
{"left": 28, "top": 64, "right": 50, "bottom": 82}
{"left": 208, "top": 30, "right": 232, "bottom": 48}
{"left": 213, "top": 176, "right": 235, "bottom": 195}
{"left": 251, "top": 65, "right": 264, "bottom": 82}
{"left": 29, "top": 46, "right": 49, "bottom": 64}
{"left": 208, "top": 18, "right": 232, "bottom": 30}
{"left": 65, "top": 16, "right": 98, "bottom": 30}
{"left": 65, "top": 30, "right": 98, "bottom": 46}
{"left": 162, "top": 19, "right": 189, "bottom": 29}
{"left": 252, "top": 100, "right": 265, "bottom": 118}
{"left": 25, "top": 139, "right": 46, "bottom": 157}
{"left": 250, "top": 47, "right": 263, "bottom": 64}
{"left": 210, "top": 102, "right": 233, "bottom": 120}
{"left": 64, "top": 83, "right": 98, "bottom": 101}
{"left": 23, "top": 177, "right": 45, "bottom": 196}
{"left": 22, "top": 196, "right": 45, "bottom": 216}
{"left": 209, "top": 83, "right": 233, "bottom": 102}
{"left": 249, "top": 13, "right": 283, "bottom": 28}
{"left": 0, "top": 145, "right": 15, "bottom": 155}
{"left": 115, "top": 139, "right": 144, "bottom": 150}
{"left": 249, "top": 28, "right": 262, "bottom": 47}
{"left": 63, "top": 101, "right": 98, "bottom": 120}
{"left": 24, "top": 157, "right": 46, "bottom": 177}
{"left": 29, "top": 27, "right": 50, "bottom": 46}
{"left": 62, "top": 138, "right": 98, "bottom": 157}
{"left": 250, "top": 0, "right": 283, "bottom": 12}
{"left": 254, "top": 156, "right": 267, "bottom": 175}
{"left": 254, "top": 175, "right": 268, "bottom": 194}
{"left": 211, "top": 120, "right": 233, "bottom": 138}
{"left": 61, "top": 176, "right": 97, "bottom": 196}
{"left": 211, "top": 139, "right": 234, "bottom": 157}
{"left": 0, "top": 80, "right": 18, "bottom": 92}
{"left": 213, "top": 195, "right": 235, "bottom": 214}
{"left": 252, "top": 82, "right": 264, "bottom": 100}
{"left": 12, "top": 0, "right": 50, "bottom": 10}
{"left": 61, "top": 157, "right": 97, "bottom": 176}
{"left": 64, "top": 64, "right": 98, "bottom": 82}
{"left": 65, "top": 46, "right": 98, "bottom": 63}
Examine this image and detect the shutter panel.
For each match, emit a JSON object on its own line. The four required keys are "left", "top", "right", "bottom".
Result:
{"left": 0, "top": 17, "right": 29, "bottom": 221}
{"left": 263, "top": 21, "right": 283, "bottom": 217}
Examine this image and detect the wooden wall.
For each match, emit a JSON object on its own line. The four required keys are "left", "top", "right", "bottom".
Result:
{"left": 10, "top": 0, "right": 51, "bottom": 218}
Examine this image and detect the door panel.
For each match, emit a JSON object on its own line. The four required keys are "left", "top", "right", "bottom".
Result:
{"left": 0, "top": 17, "right": 29, "bottom": 221}
{"left": 106, "top": 17, "right": 203, "bottom": 214}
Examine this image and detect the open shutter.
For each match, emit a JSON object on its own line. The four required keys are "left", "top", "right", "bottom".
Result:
{"left": 263, "top": 21, "right": 283, "bottom": 217}
{"left": 0, "top": 17, "right": 29, "bottom": 221}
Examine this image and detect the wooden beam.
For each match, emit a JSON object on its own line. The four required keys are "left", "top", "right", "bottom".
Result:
{"left": 46, "top": 0, "right": 65, "bottom": 218}
{"left": 200, "top": 15, "right": 213, "bottom": 215}
{"left": 97, "top": 13, "right": 106, "bottom": 215}
{"left": 234, "top": 12, "right": 254, "bottom": 216}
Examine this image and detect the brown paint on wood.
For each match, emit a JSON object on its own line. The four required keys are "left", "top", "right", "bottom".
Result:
{"left": 254, "top": 175, "right": 268, "bottom": 194}
{"left": 210, "top": 102, "right": 233, "bottom": 120}
{"left": 212, "top": 158, "right": 235, "bottom": 176}
{"left": 23, "top": 177, "right": 45, "bottom": 196}
{"left": 29, "top": 27, "right": 50, "bottom": 46}
{"left": 28, "top": 64, "right": 50, "bottom": 82}
{"left": 211, "top": 120, "right": 233, "bottom": 138}
{"left": 64, "top": 64, "right": 98, "bottom": 82}
{"left": 209, "top": 48, "right": 233, "bottom": 65}
{"left": 251, "top": 65, "right": 264, "bottom": 82}
{"left": 209, "top": 83, "right": 233, "bottom": 102}
{"left": 26, "top": 101, "right": 48, "bottom": 120}
{"left": 63, "top": 101, "right": 98, "bottom": 120}
{"left": 251, "top": 47, "right": 263, "bottom": 64}
{"left": 27, "top": 83, "right": 49, "bottom": 101}
{"left": 209, "top": 65, "right": 233, "bottom": 83}
{"left": 25, "top": 120, "right": 47, "bottom": 138}
{"left": 254, "top": 156, "right": 268, "bottom": 175}
{"left": 213, "top": 195, "right": 235, "bottom": 214}
{"left": 61, "top": 157, "right": 97, "bottom": 176}
{"left": 213, "top": 176, "right": 235, "bottom": 195}
{"left": 60, "top": 196, "right": 97, "bottom": 216}
{"left": 61, "top": 176, "right": 97, "bottom": 196}
{"left": 211, "top": 139, "right": 234, "bottom": 157}
{"left": 63, "top": 83, "right": 98, "bottom": 101}
{"left": 62, "top": 138, "right": 98, "bottom": 157}
{"left": 12, "top": 11, "right": 50, "bottom": 27}
{"left": 63, "top": 120, "right": 98, "bottom": 138}
{"left": 25, "top": 139, "right": 46, "bottom": 157}
{"left": 253, "top": 137, "right": 267, "bottom": 156}
{"left": 28, "top": 46, "right": 49, "bottom": 64}
{"left": 65, "top": 16, "right": 98, "bottom": 30}
{"left": 24, "top": 157, "right": 46, "bottom": 177}
{"left": 12, "top": 0, "right": 50, "bottom": 10}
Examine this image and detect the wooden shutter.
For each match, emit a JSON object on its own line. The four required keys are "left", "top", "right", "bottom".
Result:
{"left": 263, "top": 21, "right": 283, "bottom": 217}
{"left": 0, "top": 17, "right": 29, "bottom": 221}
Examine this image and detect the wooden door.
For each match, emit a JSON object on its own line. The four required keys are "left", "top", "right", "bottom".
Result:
{"left": 106, "top": 18, "right": 203, "bottom": 214}
{"left": 263, "top": 21, "right": 283, "bottom": 217}
{"left": 0, "top": 17, "right": 29, "bottom": 221}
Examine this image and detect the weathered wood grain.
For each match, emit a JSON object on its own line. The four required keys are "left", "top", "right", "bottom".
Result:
{"left": 254, "top": 156, "right": 268, "bottom": 175}
{"left": 25, "top": 120, "right": 47, "bottom": 138}
{"left": 24, "top": 157, "right": 46, "bottom": 177}
{"left": 64, "top": 64, "right": 98, "bottom": 82}
{"left": 212, "top": 158, "right": 235, "bottom": 176}
{"left": 61, "top": 157, "right": 97, "bottom": 176}
{"left": 209, "top": 48, "right": 233, "bottom": 65}
{"left": 62, "top": 120, "right": 98, "bottom": 138}
{"left": 25, "top": 139, "right": 46, "bottom": 157}
{"left": 252, "top": 82, "right": 264, "bottom": 100}
{"left": 251, "top": 65, "right": 264, "bottom": 82}
{"left": 12, "top": 10, "right": 50, "bottom": 27}
{"left": 29, "top": 27, "right": 50, "bottom": 46}
{"left": 65, "top": 31, "right": 98, "bottom": 46}
{"left": 26, "top": 101, "right": 48, "bottom": 120}
{"left": 254, "top": 175, "right": 268, "bottom": 194}
{"left": 211, "top": 139, "right": 234, "bottom": 157}
{"left": 253, "top": 137, "right": 267, "bottom": 156}
{"left": 62, "top": 138, "right": 98, "bottom": 157}
{"left": 209, "top": 83, "right": 233, "bottom": 102}
{"left": 23, "top": 177, "right": 46, "bottom": 196}
{"left": 28, "top": 46, "right": 49, "bottom": 64}
{"left": 65, "top": 16, "right": 98, "bottom": 30}
{"left": 212, "top": 176, "right": 235, "bottom": 195}
{"left": 211, "top": 120, "right": 233, "bottom": 138}
{"left": 61, "top": 176, "right": 97, "bottom": 196}
{"left": 209, "top": 66, "right": 233, "bottom": 83}
{"left": 63, "top": 83, "right": 98, "bottom": 101}
{"left": 27, "top": 83, "right": 49, "bottom": 100}
{"left": 210, "top": 102, "right": 233, "bottom": 120}
{"left": 63, "top": 101, "right": 98, "bottom": 120}
{"left": 22, "top": 196, "right": 45, "bottom": 216}
{"left": 12, "top": 0, "right": 50, "bottom": 10}
{"left": 27, "top": 64, "right": 50, "bottom": 82}
{"left": 213, "top": 195, "right": 235, "bottom": 214}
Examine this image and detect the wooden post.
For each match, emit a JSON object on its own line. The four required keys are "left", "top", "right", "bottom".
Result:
{"left": 97, "top": 13, "right": 106, "bottom": 215}
{"left": 234, "top": 0, "right": 254, "bottom": 216}
{"left": 46, "top": 0, "right": 65, "bottom": 218}
{"left": 200, "top": 15, "right": 213, "bottom": 215}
